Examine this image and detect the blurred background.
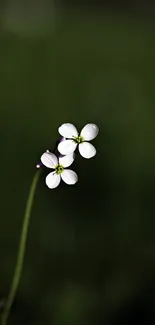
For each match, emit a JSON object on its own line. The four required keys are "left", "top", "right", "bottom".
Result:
{"left": 0, "top": 1, "right": 155, "bottom": 324}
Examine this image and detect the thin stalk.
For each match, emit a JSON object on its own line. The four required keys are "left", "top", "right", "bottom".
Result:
{"left": 1, "top": 169, "right": 41, "bottom": 325}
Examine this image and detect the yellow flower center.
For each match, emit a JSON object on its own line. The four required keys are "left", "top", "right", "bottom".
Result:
{"left": 55, "top": 164, "right": 64, "bottom": 174}
{"left": 72, "top": 135, "right": 84, "bottom": 144}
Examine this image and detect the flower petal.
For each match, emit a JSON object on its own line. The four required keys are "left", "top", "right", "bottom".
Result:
{"left": 61, "top": 169, "right": 78, "bottom": 185}
{"left": 59, "top": 152, "right": 75, "bottom": 167}
{"left": 79, "top": 142, "right": 96, "bottom": 159}
{"left": 41, "top": 152, "right": 58, "bottom": 168}
{"left": 46, "top": 172, "right": 61, "bottom": 189}
{"left": 80, "top": 123, "right": 99, "bottom": 141}
{"left": 58, "top": 139, "right": 77, "bottom": 155}
{"left": 58, "top": 123, "right": 78, "bottom": 138}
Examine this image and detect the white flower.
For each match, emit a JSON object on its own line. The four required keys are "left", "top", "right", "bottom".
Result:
{"left": 40, "top": 151, "right": 78, "bottom": 189}
{"left": 57, "top": 123, "right": 99, "bottom": 159}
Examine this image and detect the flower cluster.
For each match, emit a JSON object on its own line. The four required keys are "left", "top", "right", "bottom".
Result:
{"left": 38, "top": 123, "right": 99, "bottom": 189}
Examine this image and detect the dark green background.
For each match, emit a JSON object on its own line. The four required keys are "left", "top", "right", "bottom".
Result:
{"left": 0, "top": 5, "right": 155, "bottom": 324}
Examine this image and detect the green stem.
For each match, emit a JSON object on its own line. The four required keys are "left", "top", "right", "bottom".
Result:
{"left": 1, "top": 169, "right": 41, "bottom": 325}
